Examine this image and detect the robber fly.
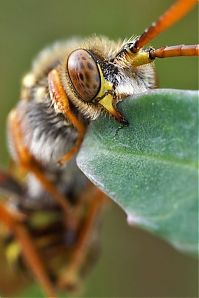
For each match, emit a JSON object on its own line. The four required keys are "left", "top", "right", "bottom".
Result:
{"left": 0, "top": 0, "right": 198, "bottom": 297}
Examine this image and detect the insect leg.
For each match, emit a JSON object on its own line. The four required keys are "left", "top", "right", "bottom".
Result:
{"left": 57, "top": 187, "right": 106, "bottom": 290}
{"left": 48, "top": 69, "right": 86, "bottom": 166}
{"left": 0, "top": 201, "right": 57, "bottom": 298}
{"left": 8, "top": 109, "right": 77, "bottom": 230}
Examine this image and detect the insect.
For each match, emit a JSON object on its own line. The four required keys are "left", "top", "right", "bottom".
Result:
{"left": 0, "top": 0, "right": 198, "bottom": 297}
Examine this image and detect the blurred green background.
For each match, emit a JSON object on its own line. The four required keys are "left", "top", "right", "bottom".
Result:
{"left": 0, "top": 0, "right": 198, "bottom": 297}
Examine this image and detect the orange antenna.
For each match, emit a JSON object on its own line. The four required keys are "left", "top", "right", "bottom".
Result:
{"left": 133, "top": 0, "right": 198, "bottom": 52}
{"left": 149, "top": 44, "right": 199, "bottom": 59}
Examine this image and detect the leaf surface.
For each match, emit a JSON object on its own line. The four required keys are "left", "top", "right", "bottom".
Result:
{"left": 77, "top": 89, "right": 198, "bottom": 254}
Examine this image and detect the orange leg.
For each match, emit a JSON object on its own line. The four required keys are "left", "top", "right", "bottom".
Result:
{"left": 48, "top": 69, "right": 86, "bottom": 166}
{"left": 0, "top": 201, "right": 57, "bottom": 298}
{"left": 58, "top": 187, "right": 106, "bottom": 290}
{"left": 8, "top": 109, "right": 77, "bottom": 231}
{"left": 133, "top": 0, "right": 197, "bottom": 51}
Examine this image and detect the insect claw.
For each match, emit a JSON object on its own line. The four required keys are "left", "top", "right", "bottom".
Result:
{"left": 58, "top": 267, "right": 81, "bottom": 292}
{"left": 57, "top": 159, "right": 64, "bottom": 167}
{"left": 120, "top": 117, "right": 129, "bottom": 126}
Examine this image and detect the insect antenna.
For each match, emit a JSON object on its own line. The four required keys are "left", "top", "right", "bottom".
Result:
{"left": 149, "top": 44, "right": 199, "bottom": 59}
{"left": 132, "top": 0, "right": 198, "bottom": 52}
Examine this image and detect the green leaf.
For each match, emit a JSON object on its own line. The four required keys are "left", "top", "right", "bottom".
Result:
{"left": 77, "top": 89, "right": 198, "bottom": 255}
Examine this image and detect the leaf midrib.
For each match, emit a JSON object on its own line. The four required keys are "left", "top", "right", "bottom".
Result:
{"left": 91, "top": 139, "right": 198, "bottom": 171}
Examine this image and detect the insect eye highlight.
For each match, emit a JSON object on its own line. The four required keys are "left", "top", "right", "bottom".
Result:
{"left": 67, "top": 49, "right": 101, "bottom": 102}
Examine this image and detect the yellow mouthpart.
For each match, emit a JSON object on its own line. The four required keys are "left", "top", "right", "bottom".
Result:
{"left": 96, "top": 65, "right": 127, "bottom": 124}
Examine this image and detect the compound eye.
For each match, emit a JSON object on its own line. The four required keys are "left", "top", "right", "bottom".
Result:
{"left": 67, "top": 49, "right": 101, "bottom": 102}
